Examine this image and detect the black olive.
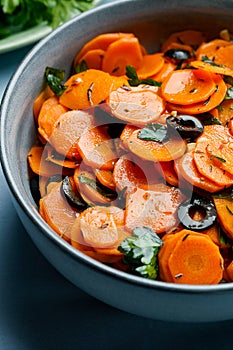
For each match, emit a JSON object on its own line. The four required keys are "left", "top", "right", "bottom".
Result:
{"left": 177, "top": 197, "right": 217, "bottom": 231}
{"left": 166, "top": 114, "right": 204, "bottom": 141}
{"left": 164, "top": 49, "right": 192, "bottom": 63}
{"left": 61, "top": 176, "right": 87, "bottom": 209}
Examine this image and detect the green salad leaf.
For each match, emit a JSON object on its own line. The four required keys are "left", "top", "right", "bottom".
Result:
{"left": 118, "top": 226, "right": 163, "bottom": 279}
{"left": 0, "top": 0, "right": 94, "bottom": 39}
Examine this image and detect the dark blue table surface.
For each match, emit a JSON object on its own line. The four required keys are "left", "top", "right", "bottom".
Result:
{"left": 1, "top": 9, "right": 233, "bottom": 350}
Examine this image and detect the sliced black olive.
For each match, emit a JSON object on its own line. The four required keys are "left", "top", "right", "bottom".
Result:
{"left": 61, "top": 176, "right": 87, "bottom": 209}
{"left": 178, "top": 197, "right": 217, "bottom": 231}
{"left": 164, "top": 49, "right": 192, "bottom": 63}
{"left": 166, "top": 114, "right": 204, "bottom": 141}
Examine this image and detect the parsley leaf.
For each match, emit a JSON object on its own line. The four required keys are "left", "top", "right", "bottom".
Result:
{"left": 0, "top": 0, "right": 95, "bottom": 39}
{"left": 118, "top": 226, "right": 163, "bottom": 279}
{"left": 126, "top": 65, "right": 162, "bottom": 87}
{"left": 138, "top": 123, "right": 168, "bottom": 142}
{"left": 45, "top": 67, "right": 67, "bottom": 97}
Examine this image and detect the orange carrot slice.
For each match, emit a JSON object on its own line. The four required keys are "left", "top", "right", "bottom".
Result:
{"left": 213, "top": 197, "right": 233, "bottom": 240}
{"left": 40, "top": 182, "right": 78, "bottom": 242}
{"left": 196, "top": 39, "right": 232, "bottom": 60}
{"left": 95, "top": 169, "right": 116, "bottom": 190}
{"left": 38, "top": 96, "right": 68, "bottom": 141}
{"left": 136, "top": 53, "right": 164, "bottom": 79}
{"left": 126, "top": 129, "right": 187, "bottom": 162}
{"left": 77, "top": 125, "right": 118, "bottom": 170}
{"left": 167, "top": 231, "right": 223, "bottom": 284}
{"left": 160, "top": 161, "right": 179, "bottom": 187}
{"left": 102, "top": 37, "right": 144, "bottom": 76}
{"left": 174, "top": 150, "right": 225, "bottom": 192}
{"left": 161, "top": 69, "right": 217, "bottom": 105}
{"left": 107, "top": 85, "right": 165, "bottom": 125}
{"left": 191, "top": 60, "right": 233, "bottom": 77}
{"left": 167, "top": 74, "right": 227, "bottom": 114}
{"left": 161, "top": 30, "right": 207, "bottom": 52}
{"left": 214, "top": 44, "right": 233, "bottom": 70}
{"left": 77, "top": 206, "right": 125, "bottom": 248}
{"left": 77, "top": 48, "right": 105, "bottom": 70}
{"left": 125, "top": 184, "right": 185, "bottom": 233}
{"left": 151, "top": 60, "right": 175, "bottom": 82}
{"left": 59, "top": 69, "right": 128, "bottom": 110}
{"left": 27, "top": 145, "right": 72, "bottom": 177}
{"left": 73, "top": 32, "right": 135, "bottom": 67}
{"left": 49, "top": 110, "right": 94, "bottom": 160}
{"left": 194, "top": 125, "right": 233, "bottom": 177}
{"left": 33, "top": 86, "right": 54, "bottom": 122}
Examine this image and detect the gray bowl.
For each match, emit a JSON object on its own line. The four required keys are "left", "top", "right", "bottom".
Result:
{"left": 1, "top": 0, "right": 233, "bottom": 323}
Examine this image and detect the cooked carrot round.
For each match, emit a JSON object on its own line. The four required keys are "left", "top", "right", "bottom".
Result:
{"left": 136, "top": 52, "right": 165, "bottom": 79}
{"left": 161, "top": 69, "right": 217, "bottom": 105}
{"left": 107, "top": 85, "right": 165, "bottom": 125}
{"left": 126, "top": 129, "right": 187, "bottom": 162}
{"left": 49, "top": 110, "right": 94, "bottom": 160}
{"left": 167, "top": 232, "right": 223, "bottom": 284}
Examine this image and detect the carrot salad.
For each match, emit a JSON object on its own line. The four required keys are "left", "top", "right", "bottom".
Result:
{"left": 28, "top": 28, "right": 233, "bottom": 285}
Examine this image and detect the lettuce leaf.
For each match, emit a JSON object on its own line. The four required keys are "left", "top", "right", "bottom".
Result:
{"left": 0, "top": 0, "right": 94, "bottom": 39}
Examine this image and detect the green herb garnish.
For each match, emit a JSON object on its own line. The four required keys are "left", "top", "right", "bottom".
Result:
{"left": 138, "top": 123, "right": 168, "bottom": 142}
{"left": 45, "top": 67, "right": 67, "bottom": 97}
{"left": 78, "top": 175, "right": 117, "bottom": 200}
{"left": 225, "top": 87, "right": 233, "bottom": 100}
{"left": 126, "top": 65, "right": 162, "bottom": 87}
{"left": 118, "top": 226, "right": 163, "bottom": 279}
{"left": 201, "top": 55, "right": 224, "bottom": 67}
{"left": 210, "top": 154, "right": 226, "bottom": 163}
{"left": 0, "top": 0, "right": 95, "bottom": 39}
{"left": 75, "top": 60, "right": 88, "bottom": 73}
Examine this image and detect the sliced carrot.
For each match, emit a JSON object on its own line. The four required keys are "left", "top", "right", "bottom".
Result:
{"left": 174, "top": 150, "right": 225, "bottom": 192}
{"left": 33, "top": 85, "right": 54, "bottom": 122}
{"left": 213, "top": 197, "right": 233, "bottom": 240}
{"left": 73, "top": 167, "right": 116, "bottom": 205}
{"left": 191, "top": 209, "right": 229, "bottom": 249}
{"left": 77, "top": 206, "right": 125, "bottom": 248}
{"left": 214, "top": 44, "right": 233, "bottom": 70}
{"left": 126, "top": 129, "right": 187, "bottom": 162}
{"left": 196, "top": 39, "right": 232, "bottom": 60}
{"left": 59, "top": 69, "right": 128, "bottom": 110}
{"left": 49, "top": 110, "right": 94, "bottom": 160}
{"left": 167, "top": 231, "right": 223, "bottom": 284}
{"left": 27, "top": 145, "right": 72, "bottom": 177}
{"left": 158, "top": 230, "right": 187, "bottom": 282}
{"left": 161, "top": 69, "right": 217, "bottom": 105}
{"left": 136, "top": 53, "right": 164, "bottom": 79}
{"left": 167, "top": 74, "right": 227, "bottom": 114}
{"left": 125, "top": 184, "right": 185, "bottom": 233}
{"left": 191, "top": 60, "right": 233, "bottom": 77}
{"left": 218, "top": 99, "right": 233, "bottom": 126}
{"left": 46, "top": 147, "right": 80, "bottom": 169}
{"left": 77, "top": 49, "right": 105, "bottom": 70}
{"left": 151, "top": 60, "right": 175, "bottom": 82}
{"left": 119, "top": 124, "right": 139, "bottom": 150}
{"left": 161, "top": 30, "right": 207, "bottom": 52}
{"left": 73, "top": 32, "right": 135, "bottom": 67}
{"left": 160, "top": 161, "right": 179, "bottom": 187}
{"left": 77, "top": 125, "right": 118, "bottom": 170}
{"left": 39, "top": 182, "right": 78, "bottom": 242}
{"left": 38, "top": 96, "right": 68, "bottom": 141}
{"left": 194, "top": 125, "right": 233, "bottom": 177}
{"left": 102, "top": 37, "right": 144, "bottom": 76}
{"left": 107, "top": 85, "right": 165, "bottom": 125}
{"left": 113, "top": 154, "right": 159, "bottom": 193}
{"left": 95, "top": 169, "right": 116, "bottom": 190}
